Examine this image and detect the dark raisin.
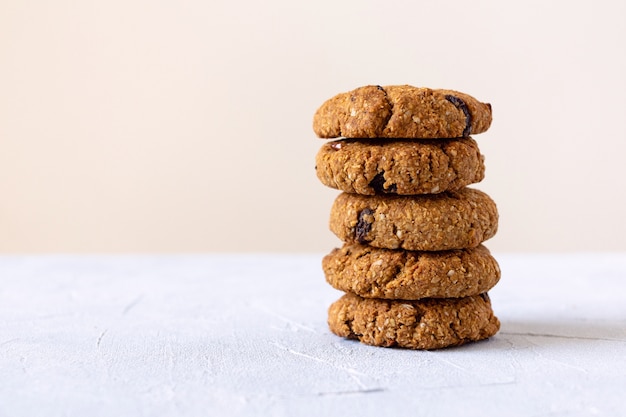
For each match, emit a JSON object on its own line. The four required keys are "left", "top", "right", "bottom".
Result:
{"left": 414, "top": 308, "right": 424, "bottom": 323}
{"left": 392, "top": 263, "right": 402, "bottom": 278}
{"left": 445, "top": 95, "right": 472, "bottom": 137}
{"left": 369, "top": 172, "right": 386, "bottom": 193}
{"left": 355, "top": 208, "right": 374, "bottom": 243}
{"left": 369, "top": 171, "right": 397, "bottom": 194}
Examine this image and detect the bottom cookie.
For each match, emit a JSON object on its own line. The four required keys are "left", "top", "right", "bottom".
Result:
{"left": 328, "top": 292, "right": 499, "bottom": 350}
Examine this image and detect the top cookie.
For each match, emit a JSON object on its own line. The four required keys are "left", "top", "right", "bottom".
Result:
{"left": 313, "top": 85, "right": 492, "bottom": 139}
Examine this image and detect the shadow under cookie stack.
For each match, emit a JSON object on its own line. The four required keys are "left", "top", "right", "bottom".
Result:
{"left": 313, "top": 85, "right": 501, "bottom": 350}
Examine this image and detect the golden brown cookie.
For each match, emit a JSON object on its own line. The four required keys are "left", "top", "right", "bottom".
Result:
{"left": 328, "top": 292, "right": 500, "bottom": 350}
{"left": 313, "top": 85, "right": 492, "bottom": 139}
{"left": 315, "top": 137, "right": 485, "bottom": 195}
{"left": 323, "top": 243, "right": 500, "bottom": 300}
{"left": 329, "top": 188, "right": 498, "bottom": 251}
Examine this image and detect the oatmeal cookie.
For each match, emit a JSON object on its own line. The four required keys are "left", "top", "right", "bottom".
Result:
{"left": 328, "top": 292, "right": 500, "bottom": 350}
{"left": 313, "top": 85, "right": 492, "bottom": 139}
{"left": 315, "top": 137, "right": 485, "bottom": 195}
{"left": 323, "top": 243, "right": 500, "bottom": 299}
{"left": 329, "top": 188, "right": 498, "bottom": 251}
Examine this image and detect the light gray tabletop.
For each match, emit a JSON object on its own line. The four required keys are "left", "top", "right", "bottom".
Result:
{"left": 1, "top": 253, "right": 625, "bottom": 417}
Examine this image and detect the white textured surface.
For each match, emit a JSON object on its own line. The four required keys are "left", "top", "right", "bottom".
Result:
{"left": 1, "top": 253, "right": 625, "bottom": 416}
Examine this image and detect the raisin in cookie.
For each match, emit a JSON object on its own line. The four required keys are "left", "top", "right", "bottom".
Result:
{"left": 313, "top": 85, "right": 492, "bottom": 139}
{"left": 329, "top": 188, "right": 498, "bottom": 251}
{"left": 315, "top": 137, "right": 485, "bottom": 195}
{"left": 328, "top": 292, "right": 500, "bottom": 350}
{"left": 323, "top": 243, "right": 500, "bottom": 300}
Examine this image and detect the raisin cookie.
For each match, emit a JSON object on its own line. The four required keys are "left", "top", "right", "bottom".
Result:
{"left": 329, "top": 188, "right": 498, "bottom": 251}
{"left": 313, "top": 85, "right": 492, "bottom": 139}
{"left": 328, "top": 292, "right": 499, "bottom": 350}
{"left": 315, "top": 137, "right": 485, "bottom": 195}
{"left": 323, "top": 243, "right": 500, "bottom": 300}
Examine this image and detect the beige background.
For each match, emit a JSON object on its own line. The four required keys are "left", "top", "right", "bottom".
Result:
{"left": 1, "top": 0, "right": 625, "bottom": 253}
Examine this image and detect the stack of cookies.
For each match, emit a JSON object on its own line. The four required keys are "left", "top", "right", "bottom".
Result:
{"left": 313, "top": 85, "right": 500, "bottom": 350}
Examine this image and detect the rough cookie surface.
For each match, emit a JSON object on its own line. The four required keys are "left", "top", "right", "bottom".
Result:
{"left": 323, "top": 243, "right": 500, "bottom": 299}
{"left": 329, "top": 188, "right": 498, "bottom": 251}
{"left": 315, "top": 137, "right": 485, "bottom": 195}
{"left": 328, "top": 292, "right": 500, "bottom": 350}
{"left": 313, "top": 85, "right": 492, "bottom": 139}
